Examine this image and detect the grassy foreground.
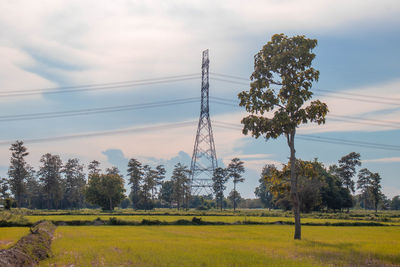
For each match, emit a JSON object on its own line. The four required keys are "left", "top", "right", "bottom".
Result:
{"left": 39, "top": 225, "right": 400, "bottom": 266}
{"left": 0, "top": 227, "right": 29, "bottom": 249}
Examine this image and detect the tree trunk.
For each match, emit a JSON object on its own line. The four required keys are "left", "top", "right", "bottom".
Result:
{"left": 233, "top": 183, "right": 237, "bottom": 212}
{"left": 109, "top": 197, "right": 113, "bottom": 211}
{"left": 288, "top": 132, "right": 301, "bottom": 240}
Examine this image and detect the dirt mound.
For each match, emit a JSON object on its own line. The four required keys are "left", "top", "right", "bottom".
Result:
{"left": 0, "top": 221, "right": 56, "bottom": 266}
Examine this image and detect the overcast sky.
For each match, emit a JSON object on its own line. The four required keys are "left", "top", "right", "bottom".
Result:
{"left": 1, "top": 0, "right": 400, "bottom": 198}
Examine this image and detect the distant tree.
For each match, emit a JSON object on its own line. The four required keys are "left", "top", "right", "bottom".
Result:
{"left": 119, "top": 198, "right": 131, "bottom": 209}
{"left": 106, "top": 166, "right": 121, "bottom": 176}
{"left": 255, "top": 165, "right": 275, "bottom": 209}
{"left": 238, "top": 34, "right": 328, "bottom": 239}
{"left": 88, "top": 160, "right": 101, "bottom": 176}
{"left": 154, "top": 165, "right": 166, "bottom": 197}
{"left": 336, "top": 152, "right": 361, "bottom": 194}
{"left": 212, "top": 167, "right": 228, "bottom": 211}
{"left": 370, "top": 172, "right": 382, "bottom": 213}
{"left": 357, "top": 168, "right": 371, "bottom": 209}
{"left": 159, "top": 180, "right": 174, "bottom": 208}
{"left": 141, "top": 165, "right": 156, "bottom": 208}
{"left": 227, "top": 158, "right": 245, "bottom": 212}
{"left": 127, "top": 158, "right": 143, "bottom": 209}
{"left": 322, "top": 169, "right": 352, "bottom": 211}
{"left": 171, "top": 163, "right": 191, "bottom": 210}
{"left": 86, "top": 173, "right": 125, "bottom": 210}
{"left": 391, "top": 195, "right": 400, "bottom": 210}
{"left": 62, "top": 158, "right": 86, "bottom": 208}
{"left": 0, "top": 178, "right": 10, "bottom": 200}
{"left": 8, "top": 141, "right": 29, "bottom": 207}
{"left": 24, "top": 166, "right": 42, "bottom": 209}
{"left": 228, "top": 190, "right": 242, "bottom": 208}
{"left": 38, "top": 153, "right": 63, "bottom": 209}
{"left": 357, "top": 168, "right": 382, "bottom": 212}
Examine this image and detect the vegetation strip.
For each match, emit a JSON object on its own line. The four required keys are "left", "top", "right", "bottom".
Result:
{"left": 0, "top": 221, "right": 56, "bottom": 266}
{"left": 2, "top": 216, "right": 391, "bottom": 227}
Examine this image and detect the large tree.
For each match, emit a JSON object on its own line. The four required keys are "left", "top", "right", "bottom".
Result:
{"left": 227, "top": 158, "right": 245, "bottom": 212}
{"left": 127, "top": 158, "right": 143, "bottom": 209}
{"left": 212, "top": 167, "right": 228, "bottom": 211}
{"left": 238, "top": 34, "right": 328, "bottom": 239}
{"left": 38, "top": 153, "right": 63, "bottom": 209}
{"left": 62, "top": 158, "right": 86, "bottom": 208}
{"left": 86, "top": 173, "right": 125, "bottom": 210}
{"left": 8, "top": 141, "right": 29, "bottom": 207}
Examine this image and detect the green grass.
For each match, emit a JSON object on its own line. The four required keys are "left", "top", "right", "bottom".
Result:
{"left": 0, "top": 227, "right": 29, "bottom": 249}
{"left": 39, "top": 225, "right": 400, "bottom": 266}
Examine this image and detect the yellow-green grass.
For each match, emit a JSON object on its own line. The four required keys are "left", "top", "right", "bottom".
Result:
{"left": 0, "top": 227, "right": 29, "bottom": 249}
{"left": 40, "top": 225, "right": 400, "bottom": 266}
{"left": 25, "top": 214, "right": 400, "bottom": 225}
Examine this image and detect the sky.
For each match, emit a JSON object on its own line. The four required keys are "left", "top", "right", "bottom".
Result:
{"left": 0, "top": 0, "right": 400, "bottom": 199}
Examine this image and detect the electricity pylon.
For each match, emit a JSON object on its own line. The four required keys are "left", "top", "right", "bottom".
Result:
{"left": 190, "top": 49, "right": 218, "bottom": 195}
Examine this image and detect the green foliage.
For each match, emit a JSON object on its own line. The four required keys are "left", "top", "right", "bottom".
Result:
{"left": 0, "top": 177, "right": 10, "bottom": 200}
{"left": 227, "top": 158, "right": 245, "bottom": 211}
{"left": 85, "top": 173, "right": 126, "bottom": 210}
{"left": 62, "top": 158, "right": 86, "bottom": 209}
{"left": 357, "top": 168, "right": 382, "bottom": 212}
{"left": 38, "top": 153, "right": 63, "bottom": 209}
{"left": 391, "top": 196, "right": 400, "bottom": 210}
{"left": 88, "top": 160, "right": 101, "bottom": 176}
{"left": 238, "top": 33, "right": 328, "bottom": 240}
{"left": 8, "top": 141, "right": 29, "bottom": 207}
{"left": 5, "top": 198, "right": 12, "bottom": 210}
{"left": 333, "top": 152, "right": 361, "bottom": 193}
{"left": 159, "top": 180, "right": 174, "bottom": 207}
{"left": 255, "top": 165, "right": 275, "bottom": 209}
{"left": 263, "top": 159, "right": 353, "bottom": 213}
{"left": 119, "top": 198, "right": 131, "bottom": 209}
{"left": 171, "top": 163, "right": 191, "bottom": 210}
{"left": 127, "top": 158, "right": 143, "bottom": 209}
{"left": 212, "top": 167, "right": 228, "bottom": 211}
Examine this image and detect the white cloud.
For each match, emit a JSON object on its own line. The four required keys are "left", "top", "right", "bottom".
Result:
{"left": 1, "top": 0, "right": 399, "bottom": 91}
{"left": 363, "top": 157, "right": 400, "bottom": 163}
{"left": 298, "top": 79, "right": 400, "bottom": 134}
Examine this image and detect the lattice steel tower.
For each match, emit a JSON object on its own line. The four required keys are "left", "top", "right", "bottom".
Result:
{"left": 190, "top": 49, "right": 218, "bottom": 195}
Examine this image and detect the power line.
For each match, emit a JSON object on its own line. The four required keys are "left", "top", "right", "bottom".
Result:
{"left": 210, "top": 72, "right": 250, "bottom": 81}
{"left": 210, "top": 73, "right": 400, "bottom": 106}
{"left": 212, "top": 120, "right": 400, "bottom": 151}
{"left": 0, "top": 121, "right": 197, "bottom": 146}
{"left": 316, "top": 88, "right": 400, "bottom": 102}
{"left": 0, "top": 74, "right": 200, "bottom": 98}
{"left": 210, "top": 97, "right": 400, "bottom": 129}
{"left": 0, "top": 97, "right": 198, "bottom": 122}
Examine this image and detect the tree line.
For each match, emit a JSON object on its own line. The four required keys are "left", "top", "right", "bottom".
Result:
{"left": 0, "top": 141, "right": 249, "bottom": 210}
{"left": 254, "top": 152, "right": 400, "bottom": 212}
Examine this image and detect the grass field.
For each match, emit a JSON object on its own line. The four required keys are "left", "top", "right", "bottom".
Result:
{"left": 0, "top": 227, "right": 29, "bottom": 249}
{"left": 38, "top": 225, "right": 400, "bottom": 266}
